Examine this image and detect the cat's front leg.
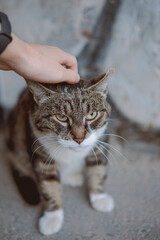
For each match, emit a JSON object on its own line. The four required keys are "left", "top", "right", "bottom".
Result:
{"left": 86, "top": 148, "right": 114, "bottom": 213}
{"left": 34, "top": 159, "right": 63, "bottom": 235}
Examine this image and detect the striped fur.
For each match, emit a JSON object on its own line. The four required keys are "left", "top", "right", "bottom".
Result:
{"left": 5, "top": 68, "right": 114, "bottom": 235}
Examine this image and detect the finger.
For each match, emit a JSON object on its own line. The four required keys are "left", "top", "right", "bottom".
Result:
{"left": 59, "top": 66, "right": 80, "bottom": 84}
{"left": 60, "top": 51, "right": 78, "bottom": 74}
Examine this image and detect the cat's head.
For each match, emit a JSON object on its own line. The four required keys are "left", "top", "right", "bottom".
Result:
{"left": 26, "top": 68, "right": 114, "bottom": 150}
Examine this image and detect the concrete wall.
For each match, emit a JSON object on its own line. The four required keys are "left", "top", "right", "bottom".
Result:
{"left": 104, "top": 0, "right": 160, "bottom": 130}
{"left": 0, "top": 0, "right": 160, "bottom": 129}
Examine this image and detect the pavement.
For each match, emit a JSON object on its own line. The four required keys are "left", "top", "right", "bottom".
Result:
{"left": 0, "top": 125, "right": 160, "bottom": 240}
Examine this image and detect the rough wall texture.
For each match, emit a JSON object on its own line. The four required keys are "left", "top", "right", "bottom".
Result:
{"left": 0, "top": 0, "right": 160, "bottom": 129}
{"left": 103, "top": 0, "right": 160, "bottom": 129}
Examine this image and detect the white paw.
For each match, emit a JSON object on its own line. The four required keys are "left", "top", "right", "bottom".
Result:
{"left": 90, "top": 193, "right": 114, "bottom": 212}
{"left": 38, "top": 209, "right": 64, "bottom": 235}
{"left": 62, "top": 173, "right": 84, "bottom": 187}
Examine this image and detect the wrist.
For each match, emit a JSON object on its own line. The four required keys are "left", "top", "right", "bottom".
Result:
{"left": 0, "top": 12, "right": 12, "bottom": 54}
{"left": 0, "top": 33, "right": 29, "bottom": 72}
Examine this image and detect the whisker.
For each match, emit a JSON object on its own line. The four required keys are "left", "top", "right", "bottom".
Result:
{"left": 107, "top": 118, "right": 117, "bottom": 122}
{"left": 102, "top": 133, "right": 128, "bottom": 143}
{"left": 42, "top": 154, "right": 52, "bottom": 174}
{"left": 42, "top": 145, "right": 61, "bottom": 173}
{"left": 96, "top": 141, "right": 118, "bottom": 166}
{"left": 46, "top": 154, "right": 54, "bottom": 172}
{"left": 31, "top": 141, "right": 57, "bottom": 161}
{"left": 91, "top": 147, "right": 98, "bottom": 165}
{"left": 31, "top": 145, "right": 44, "bottom": 161}
{"left": 46, "top": 145, "right": 62, "bottom": 171}
{"left": 97, "top": 140, "right": 128, "bottom": 162}
{"left": 95, "top": 144, "right": 110, "bottom": 163}
{"left": 32, "top": 135, "right": 58, "bottom": 148}
{"left": 96, "top": 141, "right": 115, "bottom": 160}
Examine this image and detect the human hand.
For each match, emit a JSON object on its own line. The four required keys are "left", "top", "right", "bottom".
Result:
{"left": 0, "top": 33, "right": 80, "bottom": 84}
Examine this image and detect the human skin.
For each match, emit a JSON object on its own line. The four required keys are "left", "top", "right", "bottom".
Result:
{"left": 0, "top": 23, "right": 80, "bottom": 84}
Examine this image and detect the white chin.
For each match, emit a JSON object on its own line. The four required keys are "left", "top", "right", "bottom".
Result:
{"left": 69, "top": 146, "right": 86, "bottom": 152}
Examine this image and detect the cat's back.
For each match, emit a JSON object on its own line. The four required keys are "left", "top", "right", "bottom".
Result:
{"left": 5, "top": 87, "right": 33, "bottom": 152}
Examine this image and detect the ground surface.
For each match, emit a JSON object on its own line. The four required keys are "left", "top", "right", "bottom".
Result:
{"left": 0, "top": 130, "right": 160, "bottom": 240}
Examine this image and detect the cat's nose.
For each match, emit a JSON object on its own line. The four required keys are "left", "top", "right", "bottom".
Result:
{"left": 73, "top": 137, "right": 85, "bottom": 144}
{"left": 71, "top": 127, "right": 86, "bottom": 144}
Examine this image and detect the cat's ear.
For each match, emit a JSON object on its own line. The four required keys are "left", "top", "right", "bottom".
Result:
{"left": 26, "top": 80, "right": 53, "bottom": 104}
{"left": 88, "top": 68, "right": 115, "bottom": 95}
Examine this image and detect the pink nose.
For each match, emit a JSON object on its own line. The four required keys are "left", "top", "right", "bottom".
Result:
{"left": 73, "top": 137, "right": 84, "bottom": 144}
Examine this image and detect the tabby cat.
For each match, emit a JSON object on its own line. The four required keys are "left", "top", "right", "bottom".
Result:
{"left": 5, "top": 68, "right": 115, "bottom": 235}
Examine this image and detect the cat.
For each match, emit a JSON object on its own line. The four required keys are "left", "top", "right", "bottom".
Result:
{"left": 5, "top": 68, "right": 115, "bottom": 235}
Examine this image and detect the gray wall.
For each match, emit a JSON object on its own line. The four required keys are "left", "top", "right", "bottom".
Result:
{"left": 0, "top": 0, "right": 160, "bottom": 129}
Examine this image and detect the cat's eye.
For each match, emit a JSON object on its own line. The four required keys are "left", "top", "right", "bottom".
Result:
{"left": 86, "top": 111, "right": 98, "bottom": 121}
{"left": 56, "top": 114, "right": 68, "bottom": 122}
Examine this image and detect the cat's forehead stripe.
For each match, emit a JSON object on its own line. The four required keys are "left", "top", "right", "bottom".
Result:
{"left": 41, "top": 89, "right": 107, "bottom": 118}
{"left": 59, "top": 94, "right": 85, "bottom": 114}
{"left": 63, "top": 101, "right": 73, "bottom": 113}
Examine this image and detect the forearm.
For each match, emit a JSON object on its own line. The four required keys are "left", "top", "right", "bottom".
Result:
{"left": 0, "top": 20, "right": 26, "bottom": 70}
{"left": 0, "top": 13, "right": 79, "bottom": 84}
{"left": 0, "top": 31, "right": 28, "bottom": 70}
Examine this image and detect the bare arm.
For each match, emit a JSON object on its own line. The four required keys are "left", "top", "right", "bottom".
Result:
{"left": 0, "top": 23, "right": 80, "bottom": 84}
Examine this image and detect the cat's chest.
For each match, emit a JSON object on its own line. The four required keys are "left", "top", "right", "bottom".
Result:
{"left": 57, "top": 147, "right": 92, "bottom": 176}
{"left": 44, "top": 143, "right": 92, "bottom": 176}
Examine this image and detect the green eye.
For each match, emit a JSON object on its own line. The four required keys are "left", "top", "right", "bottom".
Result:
{"left": 86, "top": 111, "right": 98, "bottom": 121}
{"left": 56, "top": 114, "right": 68, "bottom": 122}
